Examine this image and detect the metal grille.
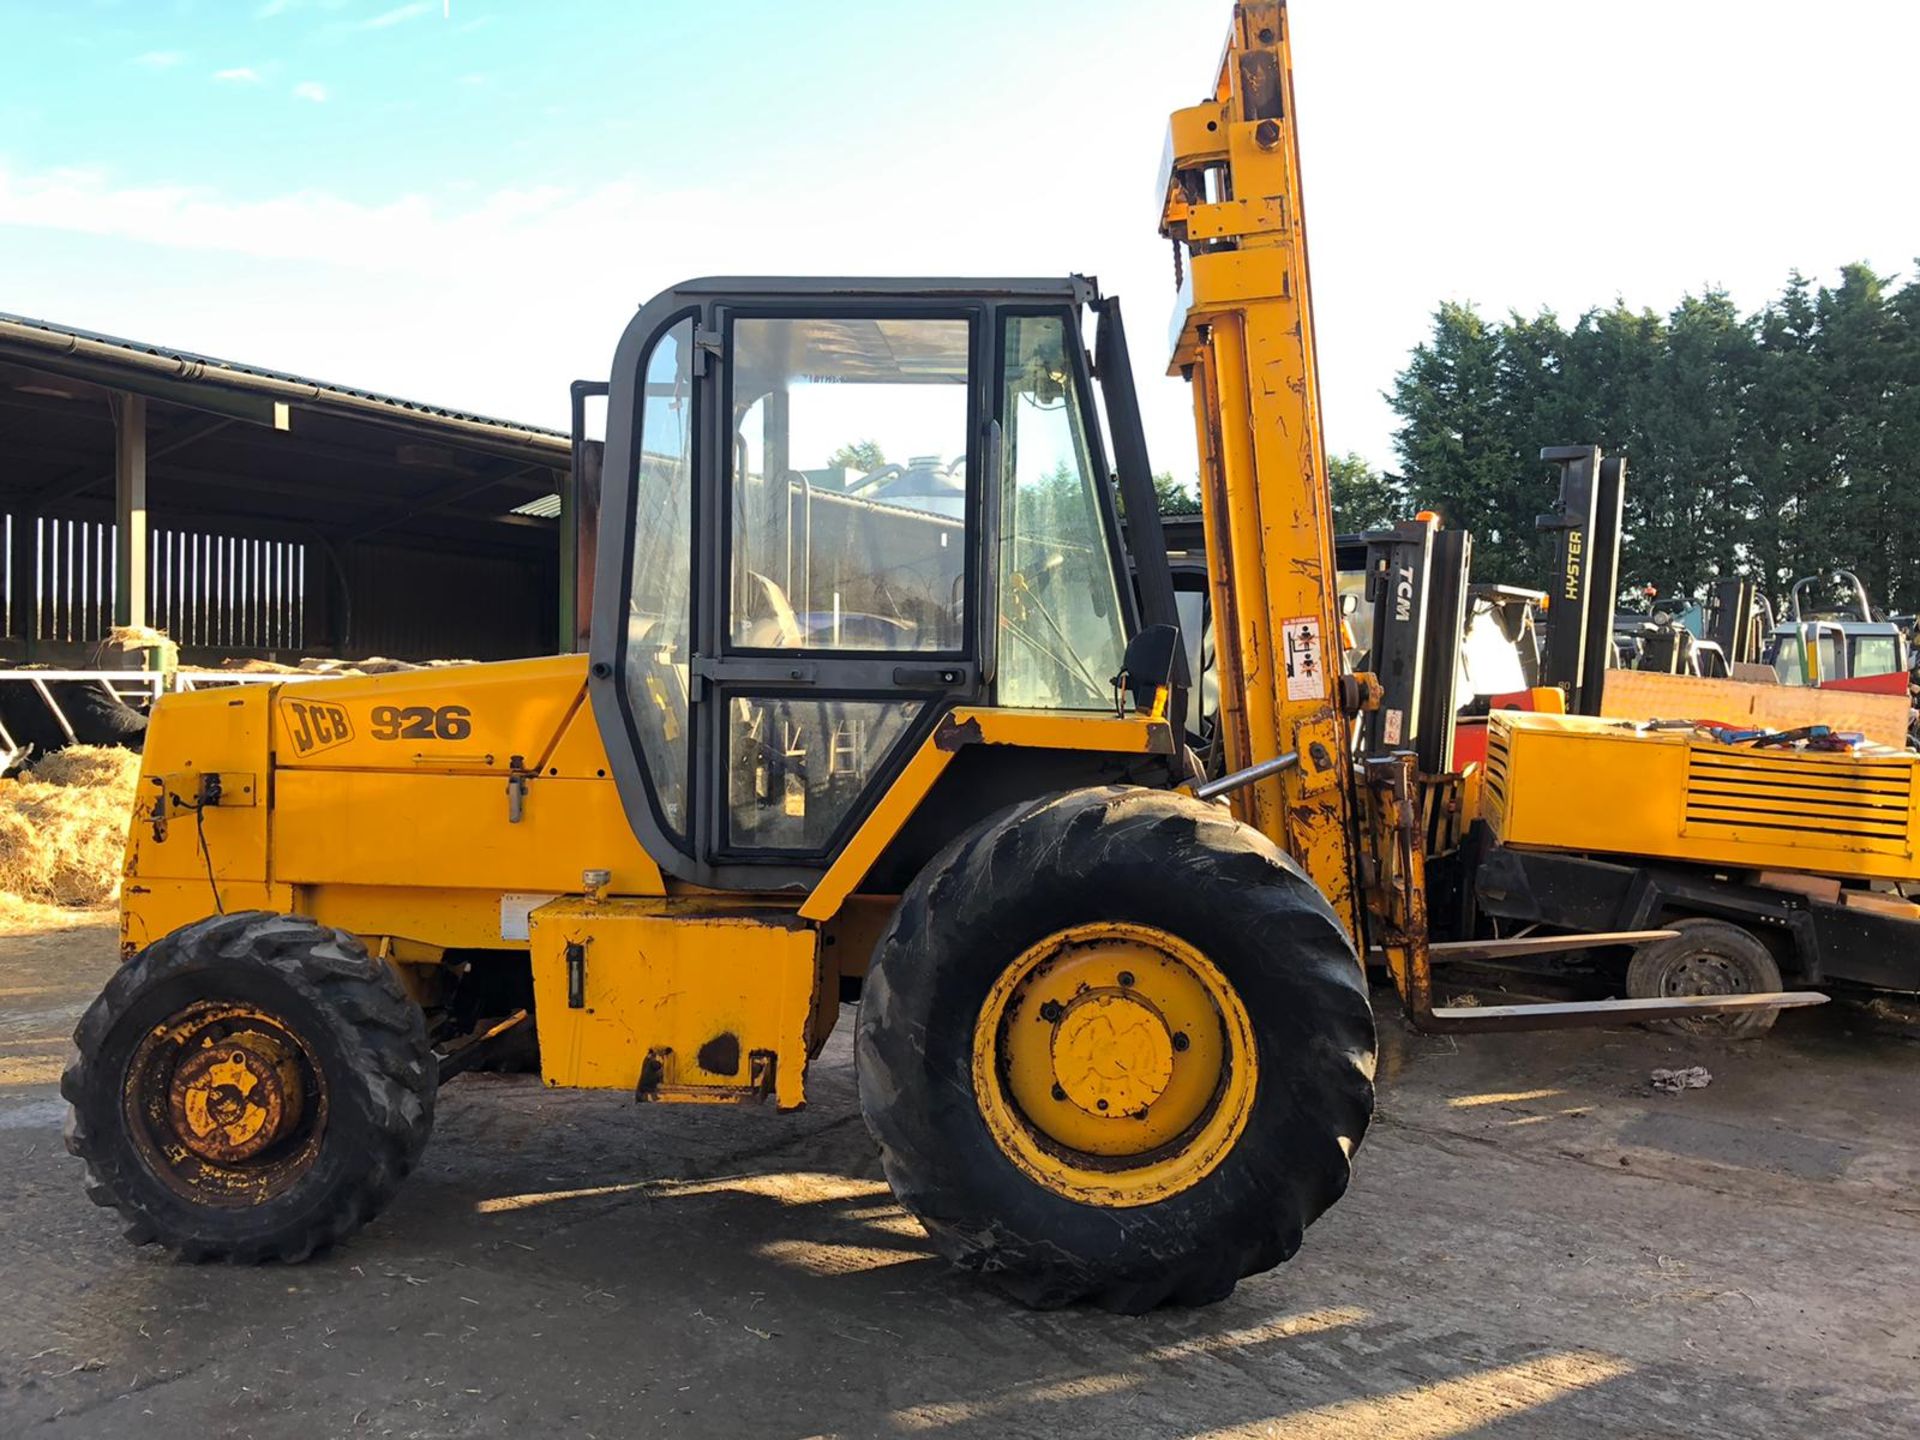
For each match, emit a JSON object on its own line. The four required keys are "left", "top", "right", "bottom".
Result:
{"left": 12, "top": 515, "right": 304, "bottom": 650}
{"left": 1481, "top": 721, "right": 1511, "bottom": 824}
{"left": 149, "top": 527, "right": 305, "bottom": 650}
{"left": 1684, "top": 748, "right": 1915, "bottom": 856}
{"left": 33, "top": 516, "right": 115, "bottom": 644}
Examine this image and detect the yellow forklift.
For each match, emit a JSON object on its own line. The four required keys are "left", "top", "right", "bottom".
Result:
{"left": 63, "top": 2, "right": 1798, "bottom": 1311}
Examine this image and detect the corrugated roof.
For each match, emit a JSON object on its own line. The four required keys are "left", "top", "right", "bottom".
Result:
{"left": 0, "top": 310, "right": 571, "bottom": 456}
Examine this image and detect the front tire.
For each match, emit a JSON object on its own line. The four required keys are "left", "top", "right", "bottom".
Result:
{"left": 63, "top": 911, "right": 435, "bottom": 1261}
{"left": 856, "top": 786, "right": 1374, "bottom": 1311}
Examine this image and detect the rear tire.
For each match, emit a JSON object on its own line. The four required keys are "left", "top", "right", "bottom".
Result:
{"left": 1627, "top": 917, "right": 1784, "bottom": 1039}
{"left": 856, "top": 785, "right": 1374, "bottom": 1312}
{"left": 63, "top": 911, "right": 434, "bottom": 1261}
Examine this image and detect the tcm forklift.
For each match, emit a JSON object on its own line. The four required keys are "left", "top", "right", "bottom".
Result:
{"left": 62, "top": 2, "right": 1788, "bottom": 1311}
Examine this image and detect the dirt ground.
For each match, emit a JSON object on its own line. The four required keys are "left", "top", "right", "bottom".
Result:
{"left": 1, "top": 919, "right": 1915, "bottom": 1439}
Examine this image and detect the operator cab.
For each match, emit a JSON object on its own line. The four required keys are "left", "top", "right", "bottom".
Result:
{"left": 1763, "top": 571, "right": 1911, "bottom": 687}
{"left": 587, "top": 277, "right": 1179, "bottom": 889}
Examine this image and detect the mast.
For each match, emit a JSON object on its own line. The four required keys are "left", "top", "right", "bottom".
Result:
{"left": 1159, "top": 1, "right": 1359, "bottom": 936}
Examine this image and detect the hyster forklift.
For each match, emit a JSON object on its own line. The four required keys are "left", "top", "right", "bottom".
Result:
{"left": 63, "top": 2, "right": 1789, "bottom": 1311}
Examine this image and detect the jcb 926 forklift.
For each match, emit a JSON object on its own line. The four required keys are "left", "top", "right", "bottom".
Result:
{"left": 64, "top": 2, "right": 1772, "bottom": 1310}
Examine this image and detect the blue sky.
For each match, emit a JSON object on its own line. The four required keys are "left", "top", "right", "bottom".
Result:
{"left": 2, "top": 0, "right": 1916, "bottom": 482}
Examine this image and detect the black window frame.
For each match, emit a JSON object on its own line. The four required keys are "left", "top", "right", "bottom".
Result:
{"left": 607, "top": 303, "right": 702, "bottom": 858}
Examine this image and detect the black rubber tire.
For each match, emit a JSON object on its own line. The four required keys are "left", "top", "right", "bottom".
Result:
{"left": 856, "top": 785, "right": 1375, "bottom": 1312}
{"left": 63, "top": 911, "right": 435, "bottom": 1261}
{"left": 1626, "top": 917, "right": 1785, "bottom": 1039}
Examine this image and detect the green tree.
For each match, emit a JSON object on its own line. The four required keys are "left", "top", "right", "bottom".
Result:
{"left": 1386, "top": 263, "right": 1920, "bottom": 616}
{"left": 1619, "top": 291, "right": 1746, "bottom": 599}
{"left": 1328, "top": 452, "right": 1402, "bottom": 532}
{"left": 1808, "top": 264, "right": 1899, "bottom": 605}
{"left": 1737, "top": 274, "right": 1826, "bottom": 601}
{"left": 827, "top": 439, "right": 886, "bottom": 473}
{"left": 1391, "top": 301, "right": 1534, "bottom": 580}
{"left": 1883, "top": 266, "right": 1920, "bottom": 607}
{"left": 1152, "top": 470, "right": 1202, "bottom": 515}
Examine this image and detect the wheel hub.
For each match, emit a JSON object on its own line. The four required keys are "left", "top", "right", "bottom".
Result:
{"left": 971, "top": 922, "right": 1259, "bottom": 1206}
{"left": 1667, "top": 954, "right": 1746, "bottom": 997}
{"left": 1050, "top": 992, "right": 1175, "bottom": 1117}
{"left": 168, "top": 1031, "right": 304, "bottom": 1163}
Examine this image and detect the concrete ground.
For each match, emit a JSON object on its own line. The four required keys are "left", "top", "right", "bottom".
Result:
{"left": 1, "top": 920, "right": 1916, "bottom": 1439}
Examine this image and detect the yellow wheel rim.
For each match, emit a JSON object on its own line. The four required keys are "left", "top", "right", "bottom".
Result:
{"left": 122, "top": 1000, "right": 328, "bottom": 1207}
{"left": 971, "top": 922, "right": 1257, "bottom": 1208}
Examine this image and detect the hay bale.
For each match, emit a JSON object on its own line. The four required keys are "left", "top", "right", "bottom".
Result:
{"left": 0, "top": 892, "right": 101, "bottom": 936}
{"left": 30, "top": 745, "right": 142, "bottom": 791}
{"left": 0, "top": 744, "right": 142, "bottom": 909}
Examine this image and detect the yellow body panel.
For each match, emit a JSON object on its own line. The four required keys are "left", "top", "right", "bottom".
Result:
{"left": 123, "top": 685, "right": 274, "bottom": 885}
{"left": 272, "top": 771, "right": 662, "bottom": 893}
{"left": 122, "top": 652, "right": 1178, "bottom": 1102}
{"left": 527, "top": 898, "right": 818, "bottom": 1109}
{"left": 123, "top": 658, "right": 665, "bottom": 963}
{"left": 799, "top": 704, "right": 1173, "bottom": 923}
{"left": 272, "top": 655, "right": 587, "bottom": 775}
{"left": 1486, "top": 711, "right": 1920, "bottom": 881}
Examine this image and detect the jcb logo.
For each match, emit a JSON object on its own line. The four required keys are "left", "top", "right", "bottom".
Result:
{"left": 283, "top": 698, "right": 354, "bottom": 756}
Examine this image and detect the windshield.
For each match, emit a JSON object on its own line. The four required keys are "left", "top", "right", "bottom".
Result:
{"left": 1771, "top": 630, "right": 1843, "bottom": 686}
{"left": 995, "top": 314, "right": 1127, "bottom": 709}
{"left": 1851, "top": 634, "right": 1902, "bottom": 677}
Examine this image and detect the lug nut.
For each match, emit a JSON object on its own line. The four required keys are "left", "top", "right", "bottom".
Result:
{"left": 1172, "top": 1031, "right": 1190, "bottom": 1052}
{"left": 1051, "top": 1083, "right": 1067, "bottom": 1101}
{"left": 1096, "top": 1099, "right": 1109, "bottom": 1111}
{"left": 1117, "top": 971, "right": 1135, "bottom": 988}
{"left": 1038, "top": 999, "right": 1064, "bottom": 1023}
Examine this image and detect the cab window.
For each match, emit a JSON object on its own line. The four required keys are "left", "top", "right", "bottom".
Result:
{"left": 996, "top": 314, "right": 1127, "bottom": 709}
{"left": 621, "top": 318, "right": 695, "bottom": 837}
{"left": 1851, "top": 634, "right": 1901, "bottom": 678}
{"left": 729, "top": 316, "right": 969, "bottom": 653}
{"left": 1773, "top": 631, "right": 1843, "bottom": 686}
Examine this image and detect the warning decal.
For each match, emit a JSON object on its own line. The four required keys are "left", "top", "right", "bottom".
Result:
{"left": 1282, "top": 616, "right": 1327, "bottom": 702}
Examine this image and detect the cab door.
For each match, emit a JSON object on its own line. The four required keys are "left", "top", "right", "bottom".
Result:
{"left": 589, "top": 279, "right": 1139, "bottom": 892}
{"left": 699, "top": 301, "right": 984, "bottom": 871}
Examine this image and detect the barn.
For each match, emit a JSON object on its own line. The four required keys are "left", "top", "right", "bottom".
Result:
{"left": 0, "top": 312, "right": 582, "bottom": 668}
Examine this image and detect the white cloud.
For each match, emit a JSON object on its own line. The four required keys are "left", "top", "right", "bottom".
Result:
{"left": 133, "top": 51, "right": 186, "bottom": 69}
{"left": 214, "top": 68, "right": 263, "bottom": 84}
{"left": 20, "top": 2, "right": 1920, "bottom": 474}
{"left": 357, "top": 3, "right": 432, "bottom": 30}
{"left": 292, "top": 81, "right": 329, "bottom": 103}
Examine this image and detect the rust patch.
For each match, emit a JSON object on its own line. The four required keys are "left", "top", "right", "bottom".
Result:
{"left": 697, "top": 1032, "right": 742, "bottom": 1077}
{"left": 635, "top": 1047, "right": 669, "bottom": 1101}
{"left": 935, "top": 714, "right": 985, "bottom": 751}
